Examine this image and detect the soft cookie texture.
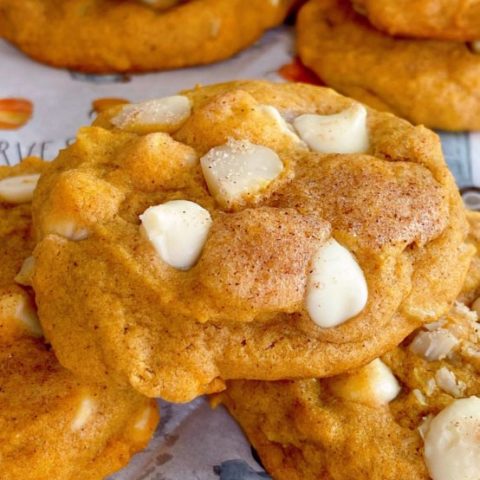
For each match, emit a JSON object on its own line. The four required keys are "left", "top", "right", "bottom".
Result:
{"left": 0, "top": 0, "right": 295, "bottom": 72}
{"left": 135, "top": 0, "right": 184, "bottom": 9}
{"left": 31, "top": 81, "right": 471, "bottom": 402}
{"left": 0, "top": 159, "right": 159, "bottom": 480}
{"left": 297, "top": 0, "right": 480, "bottom": 131}
{"left": 459, "top": 211, "right": 480, "bottom": 305}
{"left": 352, "top": 0, "right": 480, "bottom": 41}
{"left": 217, "top": 297, "right": 480, "bottom": 480}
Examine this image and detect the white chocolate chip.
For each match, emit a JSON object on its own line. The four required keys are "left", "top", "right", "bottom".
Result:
{"left": 423, "top": 396, "right": 480, "bottom": 480}
{"left": 425, "top": 378, "right": 437, "bottom": 396}
{"left": 454, "top": 301, "right": 479, "bottom": 323}
{"left": 129, "top": 404, "right": 158, "bottom": 442}
{"left": 111, "top": 96, "right": 191, "bottom": 133}
{"left": 435, "top": 367, "right": 466, "bottom": 398}
{"left": 14, "top": 296, "right": 42, "bottom": 337}
{"left": 140, "top": 200, "right": 212, "bottom": 271}
{"left": 46, "top": 220, "right": 89, "bottom": 241}
{"left": 133, "top": 405, "right": 155, "bottom": 431}
{"left": 470, "top": 41, "right": 480, "bottom": 53}
{"left": 71, "top": 395, "right": 96, "bottom": 432}
{"left": 259, "top": 105, "right": 304, "bottom": 144}
{"left": 424, "top": 319, "right": 447, "bottom": 331}
{"left": 471, "top": 297, "right": 480, "bottom": 317}
{"left": 418, "top": 415, "right": 433, "bottom": 440}
{"left": 305, "top": 239, "right": 368, "bottom": 328}
{"left": 413, "top": 389, "right": 427, "bottom": 406}
{"left": 0, "top": 174, "right": 40, "bottom": 204}
{"left": 200, "top": 139, "right": 283, "bottom": 208}
{"left": 293, "top": 104, "right": 369, "bottom": 154}
{"left": 329, "top": 359, "right": 401, "bottom": 406}
{"left": 410, "top": 329, "right": 459, "bottom": 361}
{"left": 0, "top": 292, "right": 42, "bottom": 337}
{"left": 14, "top": 256, "right": 35, "bottom": 286}
{"left": 465, "top": 345, "right": 480, "bottom": 360}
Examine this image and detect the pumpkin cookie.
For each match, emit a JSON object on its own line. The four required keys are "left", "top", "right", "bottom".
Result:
{"left": 459, "top": 211, "right": 480, "bottom": 305}
{"left": 352, "top": 0, "right": 480, "bottom": 41}
{"left": 217, "top": 297, "right": 480, "bottom": 480}
{"left": 297, "top": 0, "right": 480, "bottom": 131}
{"left": 136, "top": 0, "right": 184, "bottom": 9}
{"left": 0, "top": 0, "right": 295, "bottom": 72}
{"left": 0, "top": 159, "right": 159, "bottom": 480}
{"left": 31, "top": 80, "right": 471, "bottom": 402}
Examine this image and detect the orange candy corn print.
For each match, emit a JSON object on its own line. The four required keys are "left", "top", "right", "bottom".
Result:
{"left": 0, "top": 98, "right": 33, "bottom": 130}
{"left": 92, "top": 97, "right": 129, "bottom": 114}
{"left": 279, "top": 58, "right": 323, "bottom": 86}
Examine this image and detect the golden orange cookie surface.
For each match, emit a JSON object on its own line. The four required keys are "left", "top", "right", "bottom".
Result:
{"left": 218, "top": 284, "right": 480, "bottom": 480}
{"left": 31, "top": 81, "right": 470, "bottom": 402}
{"left": 0, "top": 0, "right": 294, "bottom": 72}
{"left": 0, "top": 159, "right": 159, "bottom": 480}
{"left": 297, "top": 0, "right": 480, "bottom": 131}
{"left": 353, "top": 0, "right": 480, "bottom": 41}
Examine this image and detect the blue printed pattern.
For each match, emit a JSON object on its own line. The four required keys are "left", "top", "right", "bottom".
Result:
{"left": 440, "top": 131, "right": 472, "bottom": 187}
{"left": 213, "top": 460, "right": 271, "bottom": 480}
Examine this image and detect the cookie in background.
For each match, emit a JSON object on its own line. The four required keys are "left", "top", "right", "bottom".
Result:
{"left": 297, "top": 0, "right": 480, "bottom": 131}
{"left": 352, "top": 0, "right": 480, "bottom": 41}
{"left": 0, "top": 0, "right": 296, "bottom": 72}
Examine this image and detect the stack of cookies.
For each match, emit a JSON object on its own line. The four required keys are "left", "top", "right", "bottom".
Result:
{"left": 1, "top": 80, "right": 479, "bottom": 480}
{"left": 0, "top": 159, "right": 159, "bottom": 480}
{"left": 296, "top": 0, "right": 480, "bottom": 131}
